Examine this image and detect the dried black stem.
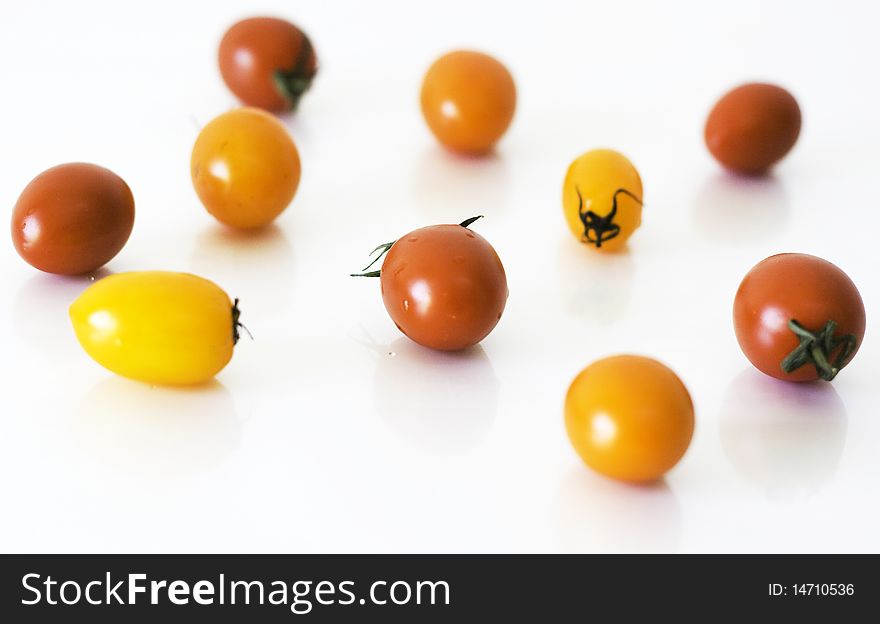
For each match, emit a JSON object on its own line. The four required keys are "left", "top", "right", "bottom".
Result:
{"left": 232, "top": 298, "right": 252, "bottom": 344}
{"left": 578, "top": 187, "right": 642, "bottom": 248}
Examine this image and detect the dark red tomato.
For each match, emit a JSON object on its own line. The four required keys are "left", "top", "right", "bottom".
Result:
{"left": 11, "top": 163, "right": 135, "bottom": 275}
{"left": 705, "top": 83, "right": 801, "bottom": 175}
{"left": 359, "top": 219, "right": 508, "bottom": 351}
{"left": 219, "top": 17, "right": 317, "bottom": 112}
{"left": 733, "top": 254, "right": 865, "bottom": 382}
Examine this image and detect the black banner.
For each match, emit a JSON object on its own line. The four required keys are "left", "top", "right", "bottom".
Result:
{"left": 0, "top": 555, "right": 873, "bottom": 621}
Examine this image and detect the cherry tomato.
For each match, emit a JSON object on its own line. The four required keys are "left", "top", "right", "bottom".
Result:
{"left": 562, "top": 149, "right": 643, "bottom": 251}
{"left": 70, "top": 271, "right": 241, "bottom": 385}
{"left": 420, "top": 50, "right": 516, "bottom": 155}
{"left": 355, "top": 217, "right": 508, "bottom": 351}
{"left": 191, "top": 107, "right": 300, "bottom": 229}
{"left": 219, "top": 17, "right": 317, "bottom": 112}
{"left": 565, "top": 355, "right": 694, "bottom": 483}
{"left": 11, "top": 163, "right": 134, "bottom": 275}
{"left": 705, "top": 83, "right": 801, "bottom": 175}
{"left": 733, "top": 253, "right": 865, "bottom": 382}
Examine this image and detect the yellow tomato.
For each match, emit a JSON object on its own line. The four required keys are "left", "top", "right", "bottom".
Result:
{"left": 565, "top": 355, "right": 694, "bottom": 483}
{"left": 562, "top": 149, "right": 643, "bottom": 252}
{"left": 191, "top": 107, "right": 300, "bottom": 229}
{"left": 70, "top": 272, "right": 238, "bottom": 385}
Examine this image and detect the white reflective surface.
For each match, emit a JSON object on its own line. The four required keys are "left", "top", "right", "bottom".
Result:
{"left": 1, "top": 0, "right": 879, "bottom": 553}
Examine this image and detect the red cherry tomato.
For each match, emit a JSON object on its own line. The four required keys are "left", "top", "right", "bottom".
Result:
{"left": 11, "top": 163, "right": 134, "bottom": 275}
{"left": 218, "top": 17, "right": 317, "bottom": 112}
{"left": 733, "top": 253, "right": 865, "bottom": 381}
{"left": 354, "top": 217, "right": 508, "bottom": 351}
{"left": 705, "top": 83, "right": 801, "bottom": 175}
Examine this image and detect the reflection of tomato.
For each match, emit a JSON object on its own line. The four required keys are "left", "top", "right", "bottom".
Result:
{"left": 373, "top": 338, "right": 498, "bottom": 453}
{"left": 734, "top": 253, "right": 865, "bottom": 382}
{"left": 565, "top": 355, "right": 694, "bottom": 483}
{"left": 718, "top": 370, "right": 847, "bottom": 495}
{"left": 70, "top": 272, "right": 240, "bottom": 385}
{"left": 420, "top": 50, "right": 516, "bottom": 155}
{"left": 219, "top": 17, "right": 317, "bottom": 112}
{"left": 191, "top": 107, "right": 300, "bottom": 229}
{"left": 357, "top": 219, "right": 508, "bottom": 351}
{"left": 562, "top": 149, "right": 643, "bottom": 251}
{"left": 12, "top": 163, "right": 134, "bottom": 275}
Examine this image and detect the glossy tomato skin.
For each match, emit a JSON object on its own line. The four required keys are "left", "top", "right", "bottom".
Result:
{"left": 191, "top": 107, "right": 300, "bottom": 229}
{"left": 11, "top": 163, "right": 134, "bottom": 275}
{"left": 562, "top": 149, "right": 643, "bottom": 252}
{"left": 219, "top": 17, "right": 317, "bottom": 112}
{"left": 733, "top": 254, "right": 865, "bottom": 382}
{"left": 705, "top": 83, "right": 801, "bottom": 175}
{"left": 70, "top": 272, "right": 236, "bottom": 385}
{"left": 420, "top": 50, "right": 516, "bottom": 155}
{"left": 565, "top": 355, "right": 694, "bottom": 483}
{"left": 380, "top": 224, "right": 508, "bottom": 351}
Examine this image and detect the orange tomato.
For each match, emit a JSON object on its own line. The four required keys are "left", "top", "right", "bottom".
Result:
{"left": 191, "top": 107, "right": 300, "bottom": 229}
{"left": 420, "top": 50, "right": 516, "bottom": 154}
{"left": 565, "top": 355, "right": 694, "bottom": 482}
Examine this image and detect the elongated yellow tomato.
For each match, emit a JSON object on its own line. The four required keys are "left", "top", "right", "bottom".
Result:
{"left": 562, "top": 149, "right": 643, "bottom": 252}
{"left": 70, "top": 272, "right": 239, "bottom": 385}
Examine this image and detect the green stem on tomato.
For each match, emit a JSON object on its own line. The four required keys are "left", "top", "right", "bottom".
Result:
{"left": 780, "top": 319, "right": 857, "bottom": 381}
{"left": 459, "top": 215, "right": 484, "bottom": 228}
{"left": 350, "top": 216, "right": 484, "bottom": 278}
{"left": 273, "top": 35, "right": 317, "bottom": 110}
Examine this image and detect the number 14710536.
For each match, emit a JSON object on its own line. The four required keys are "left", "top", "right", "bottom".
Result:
{"left": 769, "top": 584, "right": 854, "bottom": 597}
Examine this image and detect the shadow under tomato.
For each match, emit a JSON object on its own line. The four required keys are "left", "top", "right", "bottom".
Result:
{"left": 72, "top": 377, "right": 240, "bottom": 478}
{"left": 410, "top": 146, "right": 510, "bottom": 222}
{"left": 555, "top": 236, "right": 636, "bottom": 324}
{"left": 554, "top": 465, "right": 682, "bottom": 553}
{"left": 190, "top": 223, "right": 295, "bottom": 309}
{"left": 13, "top": 269, "right": 113, "bottom": 351}
{"left": 692, "top": 172, "right": 789, "bottom": 245}
{"left": 719, "top": 369, "right": 848, "bottom": 500}
{"left": 372, "top": 337, "right": 499, "bottom": 455}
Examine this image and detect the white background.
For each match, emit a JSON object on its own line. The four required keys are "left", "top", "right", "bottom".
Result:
{"left": 1, "top": 0, "right": 878, "bottom": 553}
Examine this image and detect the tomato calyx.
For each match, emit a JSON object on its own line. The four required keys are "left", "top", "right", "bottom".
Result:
{"left": 351, "top": 216, "right": 484, "bottom": 278}
{"left": 780, "top": 319, "right": 858, "bottom": 381}
{"left": 273, "top": 37, "right": 317, "bottom": 110}
{"left": 350, "top": 241, "right": 395, "bottom": 278}
{"left": 459, "top": 215, "right": 484, "bottom": 228}
{"left": 577, "top": 187, "right": 641, "bottom": 248}
{"left": 232, "top": 298, "right": 252, "bottom": 345}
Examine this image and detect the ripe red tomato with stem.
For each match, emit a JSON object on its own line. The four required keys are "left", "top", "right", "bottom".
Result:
{"left": 218, "top": 17, "right": 317, "bottom": 112}
{"left": 733, "top": 253, "right": 865, "bottom": 382}
{"left": 352, "top": 216, "right": 508, "bottom": 351}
